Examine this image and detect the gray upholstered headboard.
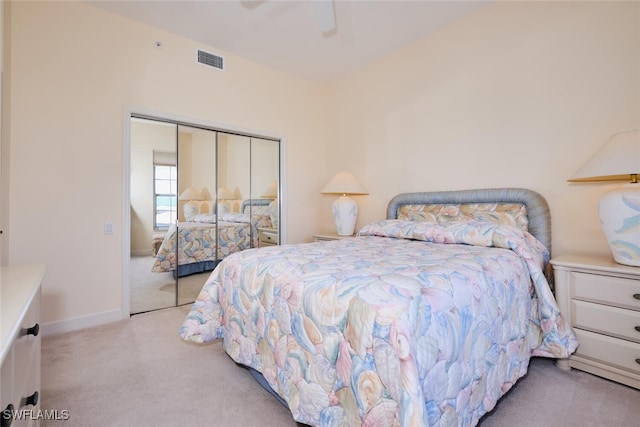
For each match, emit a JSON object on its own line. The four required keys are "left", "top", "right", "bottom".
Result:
{"left": 241, "top": 198, "right": 272, "bottom": 213}
{"left": 386, "top": 188, "right": 552, "bottom": 255}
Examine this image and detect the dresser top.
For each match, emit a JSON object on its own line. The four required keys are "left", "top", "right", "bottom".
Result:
{"left": 1, "top": 264, "right": 46, "bottom": 365}
{"left": 551, "top": 254, "right": 640, "bottom": 276}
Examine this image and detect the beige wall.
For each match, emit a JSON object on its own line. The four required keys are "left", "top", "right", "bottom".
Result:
{"left": 4, "top": 1, "right": 639, "bottom": 329}
{"left": 6, "top": 1, "right": 327, "bottom": 328}
{"left": 326, "top": 0, "right": 640, "bottom": 258}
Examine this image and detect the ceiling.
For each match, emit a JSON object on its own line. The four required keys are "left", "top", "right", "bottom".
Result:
{"left": 88, "top": 0, "right": 491, "bottom": 83}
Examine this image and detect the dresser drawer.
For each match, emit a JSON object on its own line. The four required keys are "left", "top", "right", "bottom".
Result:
{"left": 16, "top": 349, "right": 40, "bottom": 427}
{"left": 574, "top": 329, "right": 640, "bottom": 376}
{"left": 571, "top": 272, "right": 640, "bottom": 310}
{"left": 1, "top": 266, "right": 44, "bottom": 427}
{"left": 13, "top": 289, "right": 40, "bottom": 396}
{"left": 1, "top": 353, "right": 13, "bottom": 422}
{"left": 572, "top": 299, "right": 640, "bottom": 343}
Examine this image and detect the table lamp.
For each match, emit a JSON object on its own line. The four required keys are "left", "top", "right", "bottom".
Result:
{"left": 568, "top": 129, "right": 640, "bottom": 266}
{"left": 179, "top": 187, "right": 203, "bottom": 221}
{"left": 217, "top": 187, "right": 235, "bottom": 214}
{"left": 321, "top": 172, "right": 368, "bottom": 236}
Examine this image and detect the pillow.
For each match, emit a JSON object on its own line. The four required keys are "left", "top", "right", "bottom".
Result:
{"left": 269, "top": 199, "right": 278, "bottom": 229}
{"left": 189, "top": 213, "right": 216, "bottom": 223}
{"left": 397, "top": 202, "right": 529, "bottom": 231}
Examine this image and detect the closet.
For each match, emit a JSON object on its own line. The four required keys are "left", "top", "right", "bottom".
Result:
{"left": 129, "top": 117, "right": 280, "bottom": 314}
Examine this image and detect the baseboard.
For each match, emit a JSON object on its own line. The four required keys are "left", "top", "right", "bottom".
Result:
{"left": 131, "top": 249, "right": 153, "bottom": 257}
{"left": 41, "top": 308, "right": 125, "bottom": 337}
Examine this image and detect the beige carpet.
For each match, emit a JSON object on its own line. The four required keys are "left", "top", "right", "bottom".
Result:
{"left": 41, "top": 306, "right": 640, "bottom": 427}
{"left": 129, "top": 256, "right": 207, "bottom": 314}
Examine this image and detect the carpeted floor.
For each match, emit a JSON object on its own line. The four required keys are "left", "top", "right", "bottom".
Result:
{"left": 41, "top": 306, "right": 640, "bottom": 427}
{"left": 129, "top": 256, "right": 207, "bottom": 314}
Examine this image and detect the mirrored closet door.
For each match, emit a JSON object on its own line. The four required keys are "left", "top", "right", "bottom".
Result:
{"left": 175, "top": 125, "right": 218, "bottom": 306}
{"left": 129, "top": 116, "right": 280, "bottom": 315}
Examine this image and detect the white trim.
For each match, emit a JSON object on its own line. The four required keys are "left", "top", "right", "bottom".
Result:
{"left": 122, "top": 108, "right": 132, "bottom": 320}
{"left": 130, "top": 249, "right": 153, "bottom": 257}
{"left": 122, "top": 105, "right": 287, "bottom": 319}
{"left": 279, "top": 137, "right": 287, "bottom": 244}
{"left": 41, "top": 308, "right": 123, "bottom": 337}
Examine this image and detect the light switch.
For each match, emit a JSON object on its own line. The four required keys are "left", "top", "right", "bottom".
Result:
{"left": 104, "top": 222, "right": 114, "bottom": 235}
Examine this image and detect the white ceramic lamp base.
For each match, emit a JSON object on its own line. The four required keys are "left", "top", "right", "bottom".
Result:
{"left": 332, "top": 195, "right": 358, "bottom": 236}
{"left": 599, "top": 185, "right": 640, "bottom": 266}
{"left": 183, "top": 202, "right": 199, "bottom": 222}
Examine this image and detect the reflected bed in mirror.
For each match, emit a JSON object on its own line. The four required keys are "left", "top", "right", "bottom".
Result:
{"left": 152, "top": 199, "right": 274, "bottom": 278}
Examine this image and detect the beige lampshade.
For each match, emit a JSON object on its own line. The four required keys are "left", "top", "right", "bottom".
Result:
{"left": 179, "top": 187, "right": 203, "bottom": 201}
{"left": 568, "top": 129, "right": 640, "bottom": 183}
{"left": 200, "top": 187, "right": 213, "bottom": 201}
{"left": 321, "top": 172, "right": 368, "bottom": 195}
{"left": 217, "top": 187, "right": 235, "bottom": 200}
{"left": 261, "top": 180, "right": 278, "bottom": 199}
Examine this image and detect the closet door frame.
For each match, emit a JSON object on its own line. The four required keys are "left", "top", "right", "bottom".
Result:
{"left": 122, "top": 106, "right": 286, "bottom": 319}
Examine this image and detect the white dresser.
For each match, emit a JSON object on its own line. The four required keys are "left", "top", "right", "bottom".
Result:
{"left": 1, "top": 265, "right": 46, "bottom": 427}
{"left": 551, "top": 255, "right": 640, "bottom": 389}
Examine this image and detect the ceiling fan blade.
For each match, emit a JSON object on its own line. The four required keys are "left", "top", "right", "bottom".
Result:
{"left": 315, "top": 0, "right": 335, "bottom": 33}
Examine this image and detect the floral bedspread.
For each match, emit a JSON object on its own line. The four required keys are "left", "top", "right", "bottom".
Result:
{"left": 152, "top": 214, "right": 272, "bottom": 272}
{"left": 180, "top": 220, "right": 577, "bottom": 426}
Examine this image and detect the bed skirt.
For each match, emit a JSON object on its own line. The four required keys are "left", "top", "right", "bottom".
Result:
{"left": 172, "top": 260, "right": 220, "bottom": 279}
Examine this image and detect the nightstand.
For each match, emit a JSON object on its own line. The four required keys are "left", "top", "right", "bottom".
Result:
{"left": 258, "top": 227, "right": 278, "bottom": 247}
{"left": 312, "top": 233, "right": 355, "bottom": 242}
{"left": 551, "top": 254, "right": 640, "bottom": 389}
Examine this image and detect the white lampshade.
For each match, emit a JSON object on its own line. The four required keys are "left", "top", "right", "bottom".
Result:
{"left": 321, "top": 172, "right": 368, "bottom": 236}
{"left": 569, "top": 130, "right": 640, "bottom": 183}
{"left": 321, "top": 172, "right": 369, "bottom": 196}
{"left": 200, "top": 187, "right": 213, "bottom": 201}
{"left": 179, "top": 187, "right": 203, "bottom": 201}
{"left": 261, "top": 180, "right": 278, "bottom": 199}
{"left": 217, "top": 187, "right": 235, "bottom": 200}
{"left": 569, "top": 129, "right": 640, "bottom": 266}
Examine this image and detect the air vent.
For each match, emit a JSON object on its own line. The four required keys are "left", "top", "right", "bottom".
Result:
{"left": 197, "top": 49, "right": 224, "bottom": 71}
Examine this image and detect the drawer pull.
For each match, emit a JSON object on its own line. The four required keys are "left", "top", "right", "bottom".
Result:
{"left": 20, "top": 391, "right": 38, "bottom": 408}
{"left": 637, "top": 358, "right": 640, "bottom": 365}
{"left": 634, "top": 293, "right": 640, "bottom": 300}
{"left": 636, "top": 326, "right": 640, "bottom": 332}
{"left": 24, "top": 323, "right": 39, "bottom": 337}
{"left": 1, "top": 404, "right": 15, "bottom": 427}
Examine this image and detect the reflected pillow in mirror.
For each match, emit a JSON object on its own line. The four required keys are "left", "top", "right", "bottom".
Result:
{"left": 269, "top": 199, "right": 278, "bottom": 229}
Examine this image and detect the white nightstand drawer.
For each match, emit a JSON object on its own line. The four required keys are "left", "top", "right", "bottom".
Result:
{"left": 258, "top": 228, "right": 278, "bottom": 247}
{"left": 571, "top": 271, "right": 640, "bottom": 310}
{"left": 574, "top": 329, "right": 640, "bottom": 375}
{"left": 260, "top": 233, "right": 277, "bottom": 245}
{"left": 572, "top": 299, "right": 640, "bottom": 343}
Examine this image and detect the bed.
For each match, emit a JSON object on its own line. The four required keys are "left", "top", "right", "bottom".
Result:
{"left": 152, "top": 199, "right": 273, "bottom": 277}
{"left": 180, "top": 188, "right": 578, "bottom": 426}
